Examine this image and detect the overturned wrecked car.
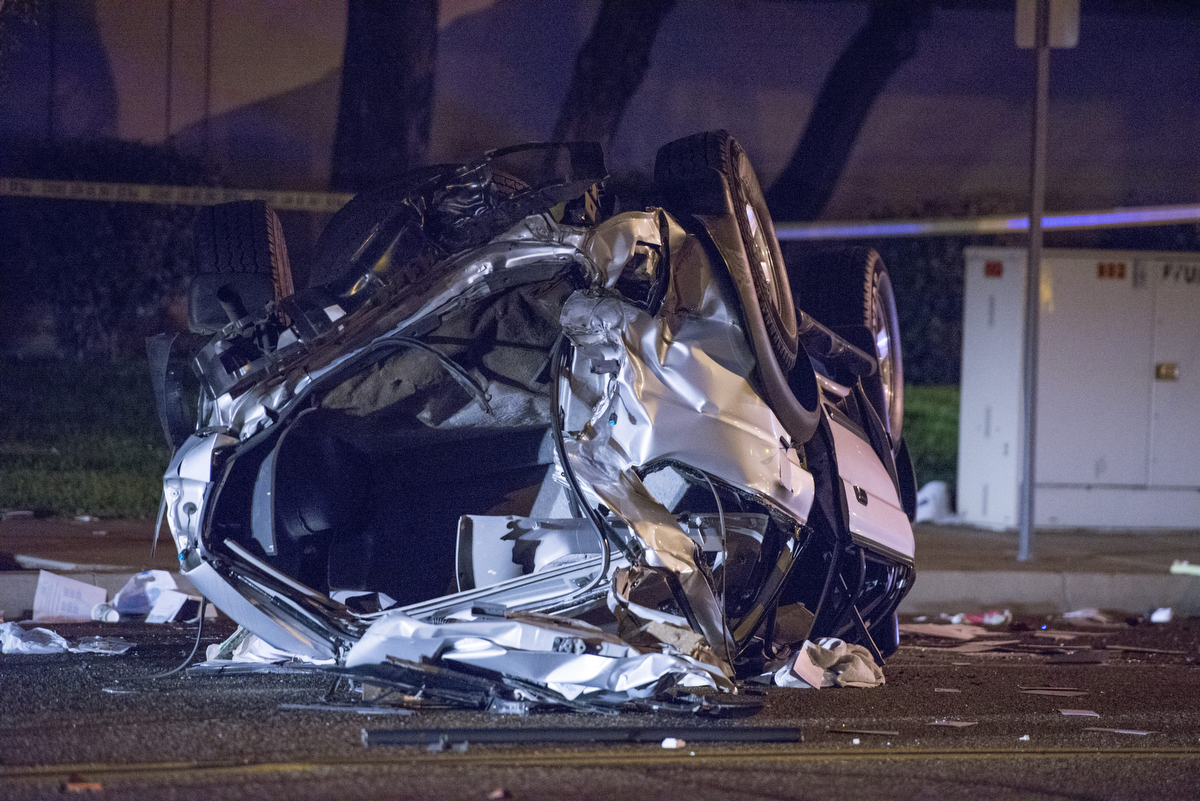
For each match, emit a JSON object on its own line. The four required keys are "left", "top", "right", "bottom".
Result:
{"left": 150, "top": 131, "right": 916, "bottom": 711}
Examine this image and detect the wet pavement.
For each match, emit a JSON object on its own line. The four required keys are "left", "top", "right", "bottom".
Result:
{"left": 1, "top": 616, "right": 1198, "bottom": 799}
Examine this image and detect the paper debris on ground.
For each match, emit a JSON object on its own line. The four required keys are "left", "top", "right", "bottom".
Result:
{"left": 1020, "top": 689, "right": 1089, "bottom": 697}
{"left": 0, "top": 622, "right": 70, "bottom": 654}
{"left": 773, "top": 638, "right": 884, "bottom": 689}
{"left": 1083, "top": 727, "right": 1152, "bottom": 735}
{"left": 927, "top": 720, "right": 978, "bottom": 727}
{"left": 1149, "top": 607, "right": 1172, "bottom": 623}
{"left": 827, "top": 728, "right": 899, "bottom": 736}
{"left": 899, "top": 623, "right": 1008, "bottom": 641}
{"left": 1058, "top": 709, "right": 1100, "bottom": 717}
{"left": 1169, "top": 560, "right": 1200, "bottom": 577}
{"left": 32, "top": 571, "right": 107, "bottom": 623}
{"left": 943, "top": 610, "right": 1011, "bottom": 626}
{"left": 935, "top": 688, "right": 962, "bottom": 693}
{"left": 1062, "top": 608, "right": 1108, "bottom": 623}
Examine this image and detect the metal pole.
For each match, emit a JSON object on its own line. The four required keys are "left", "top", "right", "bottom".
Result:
{"left": 1018, "top": 0, "right": 1050, "bottom": 562}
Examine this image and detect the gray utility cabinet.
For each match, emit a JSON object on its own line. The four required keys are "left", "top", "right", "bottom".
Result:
{"left": 958, "top": 247, "right": 1200, "bottom": 529}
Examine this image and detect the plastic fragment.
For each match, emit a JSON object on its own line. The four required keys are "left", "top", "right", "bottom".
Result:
{"left": 0, "top": 622, "right": 70, "bottom": 654}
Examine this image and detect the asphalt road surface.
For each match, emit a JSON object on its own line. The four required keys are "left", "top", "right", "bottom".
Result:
{"left": 2, "top": 617, "right": 1199, "bottom": 800}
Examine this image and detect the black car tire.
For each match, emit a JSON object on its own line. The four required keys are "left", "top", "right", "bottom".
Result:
{"left": 654, "top": 130, "right": 800, "bottom": 371}
{"left": 309, "top": 165, "right": 456, "bottom": 289}
{"left": 792, "top": 247, "right": 904, "bottom": 445}
{"left": 189, "top": 200, "right": 293, "bottom": 333}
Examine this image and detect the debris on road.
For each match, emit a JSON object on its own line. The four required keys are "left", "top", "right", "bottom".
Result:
{"left": 927, "top": 720, "right": 978, "bottom": 728}
{"left": 661, "top": 737, "right": 687, "bottom": 749}
{"left": 32, "top": 570, "right": 107, "bottom": 623}
{"left": 771, "top": 638, "right": 885, "bottom": 689}
{"left": 189, "top": 626, "right": 335, "bottom": 674}
{"left": 898, "top": 623, "right": 1004, "bottom": 641}
{"left": 934, "top": 688, "right": 961, "bottom": 693}
{"left": 1048, "top": 651, "right": 1107, "bottom": 664}
{"left": 70, "top": 636, "right": 135, "bottom": 655}
{"left": 1149, "top": 607, "right": 1173, "bottom": 623}
{"left": 827, "top": 727, "right": 899, "bottom": 736}
{"left": 1083, "top": 727, "right": 1152, "bottom": 736}
{"left": 1058, "top": 709, "right": 1100, "bottom": 717}
{"left": 91, "top": 603, "right": 119, "bottom": 622}
{"left": 915, "top": 481, "right": 955, "bottom": 524}
{"left": 1105, "top": 644, "right": 1187, "bottom": 655}
{"left": 278, "top": 703, "right": 414, "bottom": 716}
{"left": 1170, "top": 560, "right": 1200, "bottom": 577}
{"left": 1062, "top": 608, "right": 1108, "bottom": 623}
{"left": 0, "top": 622, "right": 70, "bottom": 653}
{"left": 942, "top": 639, "right": 1022, "bottom": 654}
{"left": 1020, "top": 689, "right": 1089, "bottom": 697}
{"left": 362, "top": 726, "right": 804, "bottom": 748}
{"left": 945, "top": 610, "right": 1011, "bottom": 626}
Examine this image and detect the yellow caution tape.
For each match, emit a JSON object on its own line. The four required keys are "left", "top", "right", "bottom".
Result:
{"left": 0, "top": 176, "right": 353, "bottom": 212}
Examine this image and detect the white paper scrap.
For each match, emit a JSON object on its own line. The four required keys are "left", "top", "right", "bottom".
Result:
{"left": 145, "top": 589, "right": 190, "bottom": 624}
{"left": 32, "top": 570, "right": 107, "bottom": 623}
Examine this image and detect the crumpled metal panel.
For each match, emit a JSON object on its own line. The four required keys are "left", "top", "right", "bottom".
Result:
{"left": 345, "top": 611, "right": 730, "bottom": 700}
{"left": 554, "top": 217, "right": 815, "bottom": 669}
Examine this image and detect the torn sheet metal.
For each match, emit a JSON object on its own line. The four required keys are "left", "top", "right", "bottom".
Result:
{"left": 555, "top": 223, "right": 815, "bottom": 667}
{"left": 345, "top": 610, "right": 731, "bottom": 700}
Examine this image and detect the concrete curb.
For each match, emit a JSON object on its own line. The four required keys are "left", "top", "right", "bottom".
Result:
{"left": 899, "top": 570, "right": 1200, "bottom": 616}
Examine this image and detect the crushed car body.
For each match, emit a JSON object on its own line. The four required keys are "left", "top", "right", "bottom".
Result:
{"left": 152, "top": 131, "right": 917, "bottom": 711}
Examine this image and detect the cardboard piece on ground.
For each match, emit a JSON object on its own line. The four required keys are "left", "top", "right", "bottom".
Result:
{"left": 1032, "top": 631, "right": 1078, "bottom": 640}
{"left": 32, "top": 570, "right": 107, "bottom": 623}
{"left": 899, "top": 623, "right": 1006, "bottom": 641}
